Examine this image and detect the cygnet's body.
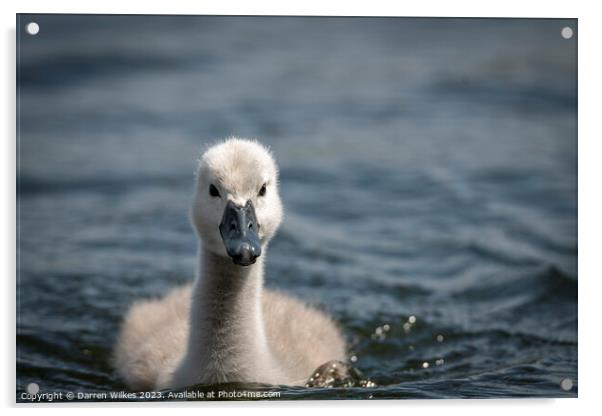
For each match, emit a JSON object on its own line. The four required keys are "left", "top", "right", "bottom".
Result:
{"left": 113, "top": 138, "right": 346, "bottom": 390}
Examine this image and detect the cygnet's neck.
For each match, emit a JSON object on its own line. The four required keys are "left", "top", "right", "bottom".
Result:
{"left": 175, "top": 246, "right": 283, "bottom": 386}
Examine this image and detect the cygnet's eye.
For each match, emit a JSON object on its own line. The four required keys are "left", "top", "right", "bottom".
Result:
{"left": 258, "top": 183, "right": 267, "bottom": 197}
{"left": 209, "top": 184, "right": 221, "bottom": 198}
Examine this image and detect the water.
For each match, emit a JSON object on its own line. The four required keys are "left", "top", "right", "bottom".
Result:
{"left": 16, "top": 15, "right": 577, "bottom": 401}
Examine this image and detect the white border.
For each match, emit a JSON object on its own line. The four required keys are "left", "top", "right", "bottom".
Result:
{"left": 3, "top": 1, "right": 601, "bottom": 415}
{"left": 1, "top": 0, "right": 585, "bottom": 17}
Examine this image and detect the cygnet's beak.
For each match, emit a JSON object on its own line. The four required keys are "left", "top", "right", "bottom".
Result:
{"left": 219, "top": 200, "right": 262, "bottom": 266}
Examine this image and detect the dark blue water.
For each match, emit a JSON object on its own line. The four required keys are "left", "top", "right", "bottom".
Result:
{"left": 16, "top": 15, "right": 577, "bottom": 401}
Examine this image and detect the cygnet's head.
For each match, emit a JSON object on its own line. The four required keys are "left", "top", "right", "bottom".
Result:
{"left": 192, "top": 138, "right": 283, "bottom": 266}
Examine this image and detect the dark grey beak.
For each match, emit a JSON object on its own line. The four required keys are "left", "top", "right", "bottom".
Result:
{"left": 219, "top": 200, "right": 262, "bottom": 266}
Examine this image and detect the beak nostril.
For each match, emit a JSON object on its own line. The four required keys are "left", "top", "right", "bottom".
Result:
{"left": 219, "top": 199, "right": 261, "bottom": 266}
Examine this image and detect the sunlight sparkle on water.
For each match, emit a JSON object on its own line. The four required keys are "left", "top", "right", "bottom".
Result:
{"left": 372, "top": 323, "right": 391, "bottom": 341}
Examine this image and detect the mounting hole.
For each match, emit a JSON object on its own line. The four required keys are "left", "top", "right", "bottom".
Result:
{"left": 561, "top": 26, "right": 573, "bottom": 39}
{"left": 26, "top": 382, "right": 39, "bottom": 394}
{"left": 26, "top": 22, "right": 40, "bottom": 35}
{"left": 560, "top": 378, "right": 573, "bottom": 391}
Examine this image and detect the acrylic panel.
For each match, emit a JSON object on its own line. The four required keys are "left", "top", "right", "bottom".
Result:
{"left": 16, "top": 14, "right": 577, "bottom": 402}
